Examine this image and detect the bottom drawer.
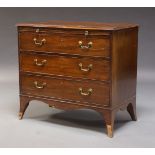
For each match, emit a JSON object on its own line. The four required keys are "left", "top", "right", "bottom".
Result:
{"left": 20, "top": 74, "right": 110, "bottom": 107}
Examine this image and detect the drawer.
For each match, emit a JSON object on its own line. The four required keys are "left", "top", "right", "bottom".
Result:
{"left": 18, "top": 28, "right": 111, "bottom": 57}
{"left": 20, "top": 53, "right": 110, "bottom": 81}
{"left": 20, "top": 74, "right": 110, "bottom": 107}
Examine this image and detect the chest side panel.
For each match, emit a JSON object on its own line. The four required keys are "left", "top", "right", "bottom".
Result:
{"left": 111, "top": 28, "right": 138, "bottom": 108}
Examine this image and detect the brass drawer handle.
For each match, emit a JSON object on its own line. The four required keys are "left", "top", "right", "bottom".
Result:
{"left": 78, "top": 63, "right": 93, "bottom": 72}
{"left": 79, "top": 87, "right": 93, "bottom": 96}
{"left": 34, "top": 59, "right": 47, "bottom": 66}
{"left": 78, "top": 41, "right": 93, "bottom": 49}
{"left": 49, "top": 104, "right": 55, "bottom": 108}
{"left": 34, "top": 81, "right": 46, "bottom": 89}
{"left": 33, "top": 38, "right": 46, "bottom": 46}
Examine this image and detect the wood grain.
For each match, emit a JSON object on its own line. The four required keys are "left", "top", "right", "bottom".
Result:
{"left": 111, "top": 27, "right": 138, "bottom": 108}
{"left": 20, "top": 74, "right": 110, "bottom": 107}
{"left": 16, "top": 20, "right": 139, "bottom": 30}
{"left": 20, "top": 53, "right": 111, "bottom": 81}
{"left": 19, "top": 30, "right": 110, "bottom": 57}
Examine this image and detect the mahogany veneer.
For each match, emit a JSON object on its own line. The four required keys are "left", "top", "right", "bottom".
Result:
{"left": 17, "top": 21, "right": 139, "bottom": 137}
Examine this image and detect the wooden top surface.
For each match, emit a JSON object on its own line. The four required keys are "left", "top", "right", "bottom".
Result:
{"left": 16, "top": 20, "right": 139, "bottom": 31}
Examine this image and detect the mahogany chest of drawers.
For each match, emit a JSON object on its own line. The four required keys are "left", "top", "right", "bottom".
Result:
{"left": 17, "top": 21, "right": 138, "bottom": 137}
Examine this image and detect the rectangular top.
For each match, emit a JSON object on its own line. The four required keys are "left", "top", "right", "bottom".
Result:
{"left": 17, "top": 20, "right": 139, "bottom": 31}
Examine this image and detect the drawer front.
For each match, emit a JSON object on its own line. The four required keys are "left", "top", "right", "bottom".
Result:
{"left": 20, "top": 53, "right": 110, "bottom": 81}
{"left": 18, "top": 29, "right": 110, "bottom": 57}
{"left": 21, "top": 74, "right": 110, "bottom": 107}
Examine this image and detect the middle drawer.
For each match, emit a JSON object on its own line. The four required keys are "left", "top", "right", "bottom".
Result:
{"left": 20, "top": 53, "right": 110, "bottom": 81}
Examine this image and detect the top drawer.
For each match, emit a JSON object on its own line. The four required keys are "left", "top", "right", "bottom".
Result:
{"left": 18, "top": 27, "right": 111, "bottom": 57}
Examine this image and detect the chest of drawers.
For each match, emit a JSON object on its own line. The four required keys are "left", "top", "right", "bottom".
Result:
{"left": 17, "top": 21, "right": 138, "bottom": 137}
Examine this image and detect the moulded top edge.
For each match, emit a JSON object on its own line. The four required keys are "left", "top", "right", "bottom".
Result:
{"left": 16, "top": 20, "right": 139, "bottom": 31}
